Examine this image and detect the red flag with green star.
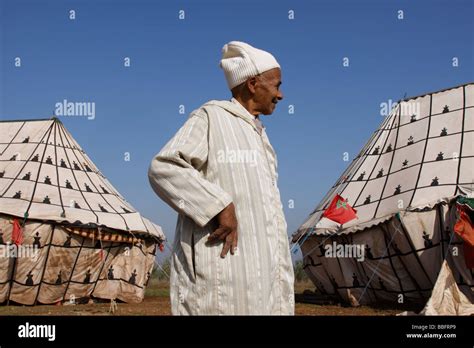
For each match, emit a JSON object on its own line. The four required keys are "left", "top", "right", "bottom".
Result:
{"left": 322, "top": 194, "right": 357, "bottom": 225}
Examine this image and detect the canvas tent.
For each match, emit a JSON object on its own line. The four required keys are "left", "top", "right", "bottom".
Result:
{"left": 0, "top": 117, "right": 165, "bottom": 305}
{"left": 293, "top": 83, "right": 474, "bottom": 313}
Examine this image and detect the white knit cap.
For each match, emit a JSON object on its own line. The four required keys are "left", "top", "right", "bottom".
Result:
{"left": 220, "top": 41, "right": 280, "bottom": 90}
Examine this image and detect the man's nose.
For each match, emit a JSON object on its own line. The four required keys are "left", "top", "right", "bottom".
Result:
{"left": 277, "top": 91, "right": 283, "bottom": 100}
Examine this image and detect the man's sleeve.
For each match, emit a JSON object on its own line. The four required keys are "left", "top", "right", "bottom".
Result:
{"left": 148, "top": 109, "right": 233, "bottom": 228}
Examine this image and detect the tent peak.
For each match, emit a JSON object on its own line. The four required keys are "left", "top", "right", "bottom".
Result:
{"left": 0, "top": 116, "right": 63, "bottom": 124}
{"left": 0, "top": 117, "right": 55, "bottom": 123}
{"left": 398, "top": 81, "right": 473, "bottom": 103}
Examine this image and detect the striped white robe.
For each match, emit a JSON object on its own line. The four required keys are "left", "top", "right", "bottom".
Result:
{"left": 148, "top": 98, "right": 294, "bottom": 315}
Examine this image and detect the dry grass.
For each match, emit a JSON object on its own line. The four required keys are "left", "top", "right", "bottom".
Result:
{"left": 0, "top": 280, "right": 408, "bottom": 316}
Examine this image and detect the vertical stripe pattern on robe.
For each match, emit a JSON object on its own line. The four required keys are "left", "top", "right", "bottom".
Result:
{"left": 148, "top": 98, "right": 294, "bottom": 315}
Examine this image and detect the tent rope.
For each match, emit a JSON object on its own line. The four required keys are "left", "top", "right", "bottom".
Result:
{"left": 153, "top": 258, "right": 170, "bottom": 280}
{"left": 164, "top": 240, "right": 173, "bottom": 253}
{"left": 290, "top": 226, "right": 314, "bottom": 254}
{"left": 356, "top": 216, "right": 403, "bottom": 303}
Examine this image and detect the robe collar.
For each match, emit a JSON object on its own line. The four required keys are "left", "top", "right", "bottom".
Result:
{"left": 203, "top": 98, "right": 263, "bottom": 134}
{"left": 230, "top": 98, "right": 259, "bottom": 120}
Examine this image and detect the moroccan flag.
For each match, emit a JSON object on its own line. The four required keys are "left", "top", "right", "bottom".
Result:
{"left": 454, "top": 208, "right": 474, "bottom": 268}
{"left": 322, "top": 194, "right": 358, "bottom": 225}
{"left": 11, "top": 218, "right": 24, "bottom": 245}
{"left": 454, "top": 209, "right": 474, "bottom": 246}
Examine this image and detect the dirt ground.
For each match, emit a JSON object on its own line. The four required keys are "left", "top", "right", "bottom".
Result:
{"left": 0, "top": 280, "right": 408, "bottom": 316}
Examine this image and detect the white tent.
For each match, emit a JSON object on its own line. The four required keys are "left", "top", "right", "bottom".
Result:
{"left": 293, "top": 83, "right": 473, "bottom": 312}
{"left": 0, "top": 117, "right": 165, "bottom": 305}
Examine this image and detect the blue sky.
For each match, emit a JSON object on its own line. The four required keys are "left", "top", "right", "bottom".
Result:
{"left": 1, "top": 0, "right": 473, "bottom": 262}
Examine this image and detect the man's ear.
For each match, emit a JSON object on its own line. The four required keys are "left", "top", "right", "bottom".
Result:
{"left": 246, "top": 77, "right": 258, "bottom": 95}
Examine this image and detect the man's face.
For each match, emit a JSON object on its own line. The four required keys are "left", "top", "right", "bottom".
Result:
{"left": 253, "top": 68, "right": 283, "bottom": 115}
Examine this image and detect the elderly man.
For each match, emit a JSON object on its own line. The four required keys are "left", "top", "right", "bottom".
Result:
{"left": 148, "top": 41, "right": 294, "bottom": 315}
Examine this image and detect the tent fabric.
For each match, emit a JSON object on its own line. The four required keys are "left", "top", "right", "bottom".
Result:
{"left": 300, "top": 192, "right": 473, "bottom": 309}
{"left": 295, "top": 83, "right": 474, "bottom": 313}
{"left": 457, "top": 196, "right": 474, "bottom": 210}
{"left": 0, "top": 215, "right": 157, "bottom": 304}
{"left": 419, "top": 260, "right": 474, "bottom": 315}
{"left": 295, "top": 82, "right": 473, "bottom": 240}
{"left": 399, "top": 260, "right": 474, "bottom": 315}
{"left": 0, "top": 118, "right": 164, "bottom": 304}
{"left": 0, "top": 118, "right": 163, "bottom": 239}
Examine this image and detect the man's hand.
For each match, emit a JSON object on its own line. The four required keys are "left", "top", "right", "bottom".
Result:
{"left": 207, "top": 202, "right": 238, "bottom": 258}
